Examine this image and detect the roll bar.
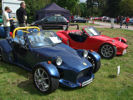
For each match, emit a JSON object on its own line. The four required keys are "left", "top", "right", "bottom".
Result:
{"left": 65, "top": 24, "right": 79, "bottom": 31}
{"left": 12, "top": 26, "right": 40, "bottom": 38}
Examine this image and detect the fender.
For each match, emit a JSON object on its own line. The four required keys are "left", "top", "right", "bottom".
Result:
{"left": 88, "top": 50, "right": 101, "bottom": 62}
{"left": 0, "top": 39, "right": 12, "bottom": 62}
{"left": 113, "top": 37, "right": 127, "bottom": 43}
{"left": 34, "top": 62, "right": 60, "bottom": 78}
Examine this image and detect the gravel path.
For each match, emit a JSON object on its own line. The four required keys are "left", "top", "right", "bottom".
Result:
{"left": 90, "top": 21, "right": 133, "bottom": 31}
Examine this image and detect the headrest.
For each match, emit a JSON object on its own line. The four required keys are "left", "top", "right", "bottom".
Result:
{"left": 17, "top": 30, "right": 23, "bottom": 37}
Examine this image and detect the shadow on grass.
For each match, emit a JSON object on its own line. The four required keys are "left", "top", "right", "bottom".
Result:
{"left": 0, "top": 62, "right": 29, "bottom": 78}
{"left": 18, "top": 80, "right": 82, "bottom": 95}
{"left": 58, "top": 84, "right": 82, "bottom": 92}
{"left": 17, "top": 79, "right": 51, "bottom": 96}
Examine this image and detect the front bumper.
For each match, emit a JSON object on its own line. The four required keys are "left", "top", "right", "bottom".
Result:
{"left": 59, "top": 74, "right": 94, "bottom": 88}
{"left": 116, "top": 48, "right": 127, "bottom": 55}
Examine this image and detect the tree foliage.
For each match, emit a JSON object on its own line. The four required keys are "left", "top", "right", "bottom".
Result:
{"left": 1, "top": 0, "right": 133, "bottom": 22}
{"left": 119, "top": 0, "right": 133, "bottom": 17}
{"left": 24, "top": 0, "right": 51, "bottom": 23}
{"left": 52, "top": 0, "right": 79, "bottom": 15}
{"left": 104, "top": 0, "right": 121, "bottom": 17}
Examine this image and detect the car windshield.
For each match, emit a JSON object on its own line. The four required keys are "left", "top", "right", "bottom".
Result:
{"left": 83, "top": 27, "right": 100, "bottom": 36}
{"left": 27, "top": 31, "right": 62, "bottom": 47}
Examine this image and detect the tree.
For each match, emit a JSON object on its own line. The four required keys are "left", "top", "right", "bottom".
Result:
{"left": 104, "top": 0, "right": 121, "bottom": 17}
{"left": 52, "top": 0, "right": 79, "bottom": 15}
{"left": 79, "top": 3, "right": 88, "bottom": 17}
{"left": 119, "top": 0, "right": 133, "bottom": 17}
{"left": 86, "top": 0, "right": 104, "bottom": 16}
{"left": 24, "top": 0, "right": 51, "bottom": 23}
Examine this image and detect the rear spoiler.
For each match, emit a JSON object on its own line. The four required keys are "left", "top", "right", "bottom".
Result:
{"left": 65, "top": 24, "right": 79, "bottom": 31}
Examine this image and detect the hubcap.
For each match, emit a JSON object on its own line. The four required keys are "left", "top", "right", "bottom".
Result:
{"left": 34, "top": 68, "right": 50, "bottom": 92}
{"left": 101, "top": 44, "right": 113, "bottom": 58}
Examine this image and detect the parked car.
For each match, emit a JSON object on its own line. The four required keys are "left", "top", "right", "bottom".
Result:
{"left": 123, "top": 18, "right": 133, "bottom": 25}
{"left": 31, "top": 15, "right": 69, "bottom": 29}
{"left": 0, "top": 26, "right": 101, "bottom": 93}
{"left": 57, "top": 24, "right": 128, "bottom": 59}
{"left": 0, "top": 15, "right": 3, "bottom": 24}
{"left": 72, "top": 17, "right": 87, "bottom": 23}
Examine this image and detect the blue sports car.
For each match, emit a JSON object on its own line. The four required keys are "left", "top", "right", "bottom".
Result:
{"left": 0, "top": 27, "right": 101, "bottom": 93}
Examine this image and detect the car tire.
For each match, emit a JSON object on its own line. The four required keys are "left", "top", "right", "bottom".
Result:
{"left": 33, "top": 66, "right": 59, "bottom": 94}
{"left": 0, "top": 47, "right": 3, "bottom": 61}
{"left": 87, "top": 54, "right": 101, "bottom": 73}
{"left": 99, "top": 44, "right": 116, "bottom": 59}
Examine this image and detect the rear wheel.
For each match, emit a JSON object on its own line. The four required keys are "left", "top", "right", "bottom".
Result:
{"left": 33, "top": 67, "right": 59, "bottom": 94}
{"left": 87, "top": 55, "right": 101, "bottom": 73}
{"left": 99, "top": 44, "right": 116, "bottom": 59}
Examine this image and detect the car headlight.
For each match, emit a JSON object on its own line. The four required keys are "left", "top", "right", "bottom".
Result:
{"left": 56, "top": 57, "right": 62, "bottom": 66}
{"left": 83, "top": 50, "right": 88, "bottom": 58}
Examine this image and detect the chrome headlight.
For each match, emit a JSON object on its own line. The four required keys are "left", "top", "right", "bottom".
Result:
{"left": 83, "top": 50, "right": 88, "bottom": 58}
{"left": 56, "top": 57, "right": 62, "bottom": 66}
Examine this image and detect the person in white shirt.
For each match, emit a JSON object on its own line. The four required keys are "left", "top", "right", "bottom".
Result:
{"left": 2, "top": 7, "right": 13, "bottom": 38}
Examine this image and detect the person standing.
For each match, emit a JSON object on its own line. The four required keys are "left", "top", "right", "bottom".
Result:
{"left": 2, "top": 7, "right": 13, "bottom": 38}
{"left": 119, "top": 16, "right": 124, "bottom": 28}
{"left": 125, "top": 16, "right": 130, "bottom": 28}
{"left": 16, "top": 2, "right": 27, "bottom": 27}
{"left": 111, "top": 18, "right": 115, "bottom": 29}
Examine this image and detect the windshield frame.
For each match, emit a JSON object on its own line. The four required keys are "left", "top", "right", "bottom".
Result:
{"left": 83, "top": 27, "right": 100, "bottom": 36}
{"left": 27, "top": 30, "right": 62, "bottom": 48}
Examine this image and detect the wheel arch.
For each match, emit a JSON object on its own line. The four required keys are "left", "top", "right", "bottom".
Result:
{"left": 33, "top": 62, "right": 60, "bottom": 78}
{"left": 98, "top": 43, "right": 117, "bottom": 59}
{"left": 88, "top": 50, "right": 101, "bottom": 62}
{"left": 98, "top": 42, "right": 116, "bottom": 52}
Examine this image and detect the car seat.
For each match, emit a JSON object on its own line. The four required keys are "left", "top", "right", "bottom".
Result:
{"left": 14, "top": 30, "right": 25, "bottom": 45}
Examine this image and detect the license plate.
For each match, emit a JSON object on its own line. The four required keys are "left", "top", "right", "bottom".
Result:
{"left": 82, "top": 78, "right": 93, "bottom": 87}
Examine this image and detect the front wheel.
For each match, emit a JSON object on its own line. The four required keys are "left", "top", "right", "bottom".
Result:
{"left": 87, "top": 55, "right": 101, "bottom": 73}
{"left": 99, "top": 44, "right": 116, "bottom": 59}
{"left": 33, "top": 67, "right": 59, "bottom": 94}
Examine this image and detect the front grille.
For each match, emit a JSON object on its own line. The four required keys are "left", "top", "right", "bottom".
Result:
{"left": 77, "top": 67, "right": 93, "bottom": 81}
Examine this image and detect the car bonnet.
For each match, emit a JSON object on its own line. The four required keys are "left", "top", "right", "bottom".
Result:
{"left": 32, "top": 43, "right": 92, "bottom": 72}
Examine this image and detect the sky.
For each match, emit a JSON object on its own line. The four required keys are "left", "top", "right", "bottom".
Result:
{"left": 80, "top": 0, "right": 87, "bottom": 2}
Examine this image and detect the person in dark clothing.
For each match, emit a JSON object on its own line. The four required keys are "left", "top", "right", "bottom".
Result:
{"left": 119, "top": 16, "right": 124, "bottom": 28}
{"left": 16, "top": 2, "right": 27, "bottom": 27}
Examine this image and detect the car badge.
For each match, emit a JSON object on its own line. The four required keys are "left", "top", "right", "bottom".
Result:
{"left": 83, "top": 62, "right": 87, "bottom": 66}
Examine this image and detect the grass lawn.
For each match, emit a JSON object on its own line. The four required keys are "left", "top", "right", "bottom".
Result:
{"left": 0, "top": 26, "right": 133, "bottom": 100}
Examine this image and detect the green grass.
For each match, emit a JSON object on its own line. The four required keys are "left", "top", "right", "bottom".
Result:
{"left": 0, "top": 27, "right": 133, "bottom": 100}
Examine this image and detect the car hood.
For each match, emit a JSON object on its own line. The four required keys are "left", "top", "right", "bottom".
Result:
{"left": 32, "top": 44, "right": 92, "bottom": 72}
{"left": 92, "top": 35, "right": 128, "bottom": 48}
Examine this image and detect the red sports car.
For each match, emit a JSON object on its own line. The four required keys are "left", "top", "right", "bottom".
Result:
{"left": 57, "top": 25, "right": 128, "bottom": 59}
